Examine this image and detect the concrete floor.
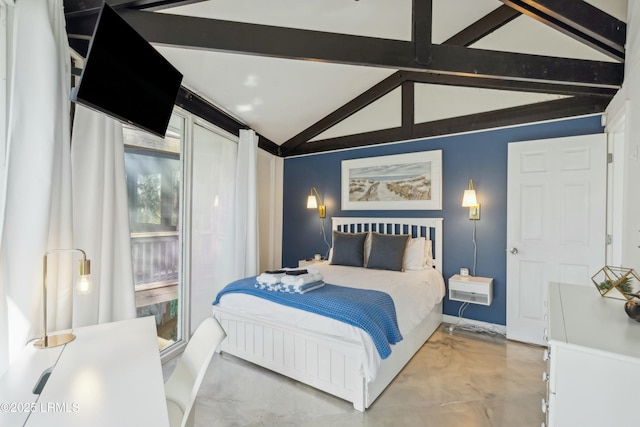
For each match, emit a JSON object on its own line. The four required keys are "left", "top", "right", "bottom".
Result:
{"left": 164, "top": 324, "right": 546, "bottom": 426}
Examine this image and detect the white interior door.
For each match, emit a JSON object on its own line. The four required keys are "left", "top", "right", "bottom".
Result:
{"left": 506, "top": 134, "right": 607, "bottom": 345}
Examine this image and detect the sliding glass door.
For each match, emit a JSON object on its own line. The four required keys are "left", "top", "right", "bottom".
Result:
{"left": 123, "top": 112, "right": 241, "bottom": 352}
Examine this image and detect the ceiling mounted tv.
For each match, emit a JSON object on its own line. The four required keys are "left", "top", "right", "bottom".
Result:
{"left": 71, "top": 3, "right": 183, "bottom": 138}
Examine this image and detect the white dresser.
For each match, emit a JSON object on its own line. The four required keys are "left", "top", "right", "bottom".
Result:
{"left": 544, "top": 282, "right": 640, "bottom": 427}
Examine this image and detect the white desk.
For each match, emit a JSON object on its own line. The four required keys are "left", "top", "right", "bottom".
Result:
{"left": 0, "top": 316, "right": 169, "bottom": 427}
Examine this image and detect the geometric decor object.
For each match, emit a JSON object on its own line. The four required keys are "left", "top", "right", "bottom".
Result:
{"left": 591, "top": 266, "right": 640, "bottom": 300}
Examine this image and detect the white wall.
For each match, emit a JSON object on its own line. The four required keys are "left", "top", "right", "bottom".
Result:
{"left": 606, "top": 1, "right": 640, "bottom": 273}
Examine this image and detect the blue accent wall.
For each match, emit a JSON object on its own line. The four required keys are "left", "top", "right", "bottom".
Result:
{"left": 282, "top": 116, "right": 604, "bottom": 325}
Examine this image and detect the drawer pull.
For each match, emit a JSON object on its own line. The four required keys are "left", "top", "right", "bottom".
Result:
{"left": 541, "top": 398, "right": 548, "bottom": 414}
{"left": 542, "top": 372, "right": 549, "bottom": 382}
{"left": 543, "top": 349, "right": 550, "bottom": 361}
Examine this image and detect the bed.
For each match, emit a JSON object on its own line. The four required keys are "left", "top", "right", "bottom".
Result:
{"left": 212, "top": 217, "right": 444, "bottom": 411}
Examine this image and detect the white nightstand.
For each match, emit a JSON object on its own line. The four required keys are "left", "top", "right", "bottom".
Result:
{"left": 298, "top": 259, "right": 324, "bottom": 268}
{"left": 448, "top": 274, "right": 493, "bottom": 306}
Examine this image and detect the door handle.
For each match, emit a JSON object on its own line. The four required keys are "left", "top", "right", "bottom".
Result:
{"left": 508, "top": 247, "right": 518, "bottom": 255}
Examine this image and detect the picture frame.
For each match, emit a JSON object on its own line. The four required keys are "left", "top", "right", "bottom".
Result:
{"left": 341, "top": 150, "right": 442, "bottom": 210}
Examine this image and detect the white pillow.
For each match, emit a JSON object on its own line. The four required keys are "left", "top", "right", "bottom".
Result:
{"left": 403, "top": 237, "right": 426, "bottom": 270}
{"left": 424, "top": 239, "right": 433, "bottom": 267}
{"left": 364, "top": 232, "right": 372, "bottom": 264}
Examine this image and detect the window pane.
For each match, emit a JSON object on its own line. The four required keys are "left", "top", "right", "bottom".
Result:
{"left": 136, "top": 173, "right": 161, "bottom": 225}
{"left": 126, "top": 151, "right": 180, "bottom": 233}
{"left": 123, "top": 119, "right": 183, "bottom": 351}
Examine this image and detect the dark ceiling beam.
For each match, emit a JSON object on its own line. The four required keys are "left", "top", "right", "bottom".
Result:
{"left": 64, "top": 0, "right": 136, "bottom": 18}
{"left": 413, "top": 0, "right": 432, "bottom": 65}
{"left": 404, "top": 71, "right": 617, "bottom": 97}
{"left": 401, "top": 81, "right": 415, "bottom": 140}
{"left": 427, "top": 44, "right": 621, "bottom": 89}
{"left": 116, "top": 10, "right": 412, "bottom": 69}
{"left": 412, "top": 95, "right": 610, "bottom": 138}
{"left": 125, "top": 0, "right": 208, "bottom": 11}
{"left": 444, "top": 5, "right": 521, "bottom": 46}
{"left": 500, "top": 0, "right": 625, "bottom": 61}
{"left": 63, "top": 0, "right": 208, "bottom": 18}
{"left": 286, "top": 96, "right": 610, "bottom": 156}
{"left": 279, "top": 72, "right": 406, "bottom": 155}
{"left": 289, "top": 127, "right": 407, "bottom": 157}
{"left": 66, "top": 13, "right": 98, "bottom": 51}
{"left": 69, "top": 39, "right": 91, "bottom": 58}
{"left": 81, "top": 9, "right": 624, "bottom": 90}
{"left": 66, "top": 10, "right": 97, "bottom": 32}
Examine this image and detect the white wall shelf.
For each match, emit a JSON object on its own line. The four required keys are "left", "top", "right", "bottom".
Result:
{"left": 448, "top": 274, "right": 493, "bottom": 306}
{"left": 298, "top": 259, "right": 325, "bottom": 268}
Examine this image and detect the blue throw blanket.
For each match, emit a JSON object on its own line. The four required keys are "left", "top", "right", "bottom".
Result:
{"left": 213, "top": 276, "right": 403, "bottom": 359}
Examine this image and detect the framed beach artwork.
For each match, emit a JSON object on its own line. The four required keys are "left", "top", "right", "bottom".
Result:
{"left": 341, "top": 150, "right": 442, "bottom": 210}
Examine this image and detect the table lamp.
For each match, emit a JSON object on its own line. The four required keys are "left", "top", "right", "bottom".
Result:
{"left": 33, "top": 248, "right": 92, "bottom": 348}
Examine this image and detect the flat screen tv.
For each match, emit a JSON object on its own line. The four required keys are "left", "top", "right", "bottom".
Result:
{"left": 71, "top": 3, "right": 183, "bottom": 138}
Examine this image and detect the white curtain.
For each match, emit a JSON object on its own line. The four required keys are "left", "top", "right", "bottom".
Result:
{"left": 234, "top": 129, "right": 259, "bottom": 278}
{"left": 0, "top": 0, "right": 13, "bottom": 377}
{"left": 70, "top": 105, "right": 136, "bottom": 327}
{"left": 190, "top": 124, "right": 238, "bottom": 333}
{"left": 0, "top": 0, "right": 72, "bottom": 374}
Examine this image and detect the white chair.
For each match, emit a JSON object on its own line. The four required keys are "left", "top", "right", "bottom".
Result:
{"left": 164, "top": 317, "right": 226, "bottom": 427}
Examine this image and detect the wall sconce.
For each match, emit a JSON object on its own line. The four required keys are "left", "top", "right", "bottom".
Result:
{"left": 462, "top": 178, "right": 480, "bottom": 220}
{"left": 461, "top": 179, "right": 480, "bottom": 276}
{"left": 307, "top": 187, "right": 326, "bottom": 218}
{"left": 33, "top": 248, "right": 92, "bottom": 349}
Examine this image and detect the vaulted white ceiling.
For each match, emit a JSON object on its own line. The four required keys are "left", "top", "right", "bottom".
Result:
{"left": 150, "top": 0, "right": 626, "bottom": 146}
{"left": 65, "top": 0, "right": 627, "bottom": 152}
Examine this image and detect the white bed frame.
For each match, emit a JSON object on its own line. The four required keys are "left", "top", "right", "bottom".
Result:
{"left": 213, "top": 217, "right": 444, "bottom": 411}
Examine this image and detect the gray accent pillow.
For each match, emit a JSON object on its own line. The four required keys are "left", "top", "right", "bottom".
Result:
{"left": 366, "top": 232, "right": 410, "bottom": 272}
{"left": 330, "top": 231, "right": 367, "bottom": 267}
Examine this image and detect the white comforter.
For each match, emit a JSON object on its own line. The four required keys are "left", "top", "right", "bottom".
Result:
{"left": 213, "top": 262, "right": 445, "bottom": 381}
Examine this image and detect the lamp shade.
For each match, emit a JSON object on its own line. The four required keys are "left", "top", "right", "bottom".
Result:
{"left": 77, "top": 275, "right": 92, "bottom": 295}
{"left": 462, "top": 189, "right": 478, "bottom": 207}
{"left": 307, "top": 195, "right": 318, "bottom": 209}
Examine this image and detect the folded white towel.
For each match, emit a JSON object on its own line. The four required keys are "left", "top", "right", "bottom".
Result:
{"left": 281, "top": 272, "right": 323, "bottom": 287}
{"left": 292, "top": 281, "right": 324, "bottom": 294}
{"left": 257, "top": 273, "right": 285, "bottom": 285}
{"left": 280, "top": 281, "right": 324, "bottom": 294}
{"left": 255, "top": 280, "right": 325, "bottom": 294}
